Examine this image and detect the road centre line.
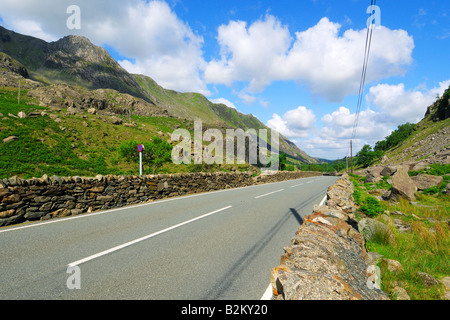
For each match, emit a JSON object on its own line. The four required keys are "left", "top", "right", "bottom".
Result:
{"left": 290, "top": 183, "right": 304, "bottom": 188}
{"left": 254, "top": 189, "right": 284, "bottom": 199}
{"left": 67, "top": 206, "right": 232, "bottom": 268}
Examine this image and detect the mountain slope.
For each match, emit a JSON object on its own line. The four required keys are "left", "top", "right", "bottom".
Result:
{"left": 0, "top": 26, "right": 318, "bottom": 164}
{"left": 381, "top": 86, "right": 450, "bottom": 166}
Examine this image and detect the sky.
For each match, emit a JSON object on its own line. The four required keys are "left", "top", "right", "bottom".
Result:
{"left": 0, "top": 0, "right": 449, "bottom": 160}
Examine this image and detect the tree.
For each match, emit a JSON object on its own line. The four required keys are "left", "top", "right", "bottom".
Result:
{"left": 355, "top": 144, "right": 379, "bottom": 168}
{"left": 374, "top": 123, "right": 416, "bottom": 152}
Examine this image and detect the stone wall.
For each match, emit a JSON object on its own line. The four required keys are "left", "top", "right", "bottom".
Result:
{"left": 0, "top": 171, "right": 322, "bottom": 227}
{"left": 270, "top": 174, "right": 389, "bottom": 300}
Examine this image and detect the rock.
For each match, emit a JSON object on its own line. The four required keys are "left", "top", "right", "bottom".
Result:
{"left": 17, "top": 111, "right": 28, "bottom": 119}
{"left": 0, "top": 209, "right": 16, "bottom": 219}
{"left": 392, "top": 286, "right": 410, "bottom": 300}
{"left": 390, "top": 166, "right": 417, "bottom": 201}
{"left": 445, "top": 183, "right": 450, "bottom": 195}
{"left": 70, "top": 209, "right": 83, "bottom": 216}
{"left": 380, "top": 166, "right": 397, "bottom": 177}
{"left": 382, "top": 258, "right": 404, "bottom": 273}
{"left": 358, "top": 218, "right": 396, "bottom": 244}
{"left": 270, "top": 211, "right": 389, "bottom": 300}
{"left": 365, "top": 167, "right": 383, "bottom": 183}
{"left": 66, "top": 106, "right": 77, "bottom": 115}
{"left": 441, "top": 277, "right": 450, "bottom": 300}
{"left": 109, "top": 116, "right": 123, "bottom": 125}
{"left": 3, "top": 136, "right": 18, "bottom": 143}
{"left": 417, "top": 271, "right": 439, "bottom": 287}
{"left": 313, "top": 204, "right": 348, "bottom": 221}
{"left": 411, "top": 174, "right": 444, "bottom": 190}
{"left": 87, "top": 108, "right": 97, "bottom": 114}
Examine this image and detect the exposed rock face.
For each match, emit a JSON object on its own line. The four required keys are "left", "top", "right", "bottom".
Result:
{"left": 270, "top": 174, "right": 389, "bottom": 300}
{"left": 26, "top": 84, "right": 170, "bottom": 118}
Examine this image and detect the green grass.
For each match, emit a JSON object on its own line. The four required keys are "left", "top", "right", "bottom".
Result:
{"left": 349, "top": 171, "right": 449, "bottom": 300}
{"left": 0, "top": 86, "right": 265, "bottom": 179}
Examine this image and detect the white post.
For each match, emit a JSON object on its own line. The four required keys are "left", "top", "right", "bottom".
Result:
{"left": 139, "top": 151, "right": 143, "bottom": 176}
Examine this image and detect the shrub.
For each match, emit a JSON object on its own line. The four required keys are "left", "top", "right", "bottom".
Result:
{"left": 359, "top": 195, "right": 385, "bottom": 217}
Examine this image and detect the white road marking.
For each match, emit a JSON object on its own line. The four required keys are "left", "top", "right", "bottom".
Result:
{"left": 261, "top": 283, "right": 273, "bottom": 300}
{"left": 67, "top": 206, "right": 232, "bottom": 268}
{"left": 290, "top": 183, "right": 304, "bottom": 188}
{"left": 254, "top": 189, "right": 284, "bottom": 199}
{"left": 319, "top": 195, "right": 328, "bottom": 206}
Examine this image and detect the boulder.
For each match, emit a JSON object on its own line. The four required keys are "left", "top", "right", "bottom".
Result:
{"left": 411, "top": 174, "right": 444, "bottom": 191}
{"left": 380, "top": 166, "right": 397, "bottom": 177}
{"left": 417, "top": 271, "right": 439, "bottom": 287}
{"left": 365, "top": 167, "right": 383, "bottom": 183}
{"left": 382, "top": 258, "right": 404, "bottom": 273}
{"left": 392, "top": 286, "right": 410, "bottom": 300}
{"left": 390, "top": 166, "right": 417, "bottom": 201}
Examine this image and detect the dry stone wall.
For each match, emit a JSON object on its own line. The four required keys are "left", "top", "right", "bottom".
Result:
{"left": 270, "top": 174, "right": 389, "bottom": 300}
{"left": 0, "top": 171, "right": 322, "bottom": 227}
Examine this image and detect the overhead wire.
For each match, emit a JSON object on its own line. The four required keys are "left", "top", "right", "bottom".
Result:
{"left": 351, "top": 0, "right": 377, "bottom": 142}
{"left": 345, "top": 0, "right": 377, "bottom": 169}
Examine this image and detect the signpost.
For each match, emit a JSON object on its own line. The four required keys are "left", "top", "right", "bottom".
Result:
{"left": 138, "top": 144, "right": 144, "bottom": 176}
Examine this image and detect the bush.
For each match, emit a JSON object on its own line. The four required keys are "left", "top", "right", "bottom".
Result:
{"left": 359, "top": 195, "right": 385, "bottom": 217}
{"left": 118, "top": 137, "right": 173, "bottom": 173}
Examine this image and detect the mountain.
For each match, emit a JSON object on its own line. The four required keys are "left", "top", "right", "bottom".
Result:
{"left": 0, "top": 26, "right": 318, "bottom": 165}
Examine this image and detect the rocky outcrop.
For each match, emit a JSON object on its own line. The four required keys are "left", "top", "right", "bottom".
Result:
{"left": 26, "top": 83, "right": 170, "bottom": 118}
{"left": 0, "top": 171, "right": 322, "bottom": 227}
{"left": 270, "top": 174, "right": 389, "bottom": 300}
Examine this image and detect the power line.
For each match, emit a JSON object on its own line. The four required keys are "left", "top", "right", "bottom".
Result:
{"left": 347, "top": 0, "right": 377, "bottom": 169}
{"left": 351, "top": 0, "right": 377, "bottom": 142}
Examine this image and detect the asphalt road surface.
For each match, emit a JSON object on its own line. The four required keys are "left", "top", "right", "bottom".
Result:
{"left": 0, "top": 175, "right": 337, "bottom": 300}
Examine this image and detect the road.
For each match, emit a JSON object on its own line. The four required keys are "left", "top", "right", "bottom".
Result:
{"left": 0, "top": 175, "right": 337, "bottom": 300}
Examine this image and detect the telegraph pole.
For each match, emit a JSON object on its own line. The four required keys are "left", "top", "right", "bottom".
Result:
{"left": 350, "top": 140, "right": 354, "bottom": 174}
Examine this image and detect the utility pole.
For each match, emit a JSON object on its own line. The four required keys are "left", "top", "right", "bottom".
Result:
{"left": 350, "top": 140, "right": 354, "bottom": 174}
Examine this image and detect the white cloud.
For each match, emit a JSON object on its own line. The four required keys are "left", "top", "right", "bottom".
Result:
{"left": 211, "top": 98, "right": 237, "bottom": 110}
{"left": 366, "top": 79, "right": 450, "bottom": 123}
{"left": 205, "top": 16, "right": 415, "bottom": 102}
{"left": 0, "top": 0, "right": 209, "bottom": 94}
{"left": 267, "top": 106, "right": 316, "bottom": 139}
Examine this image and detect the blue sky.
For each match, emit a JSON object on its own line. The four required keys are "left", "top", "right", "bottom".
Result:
{"left": 0, "top": 0, "right": 449, "bottom": 160}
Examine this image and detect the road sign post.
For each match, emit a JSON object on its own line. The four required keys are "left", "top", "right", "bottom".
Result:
{"left": 138, "top": 144, "right": 144, "bottom": 176}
